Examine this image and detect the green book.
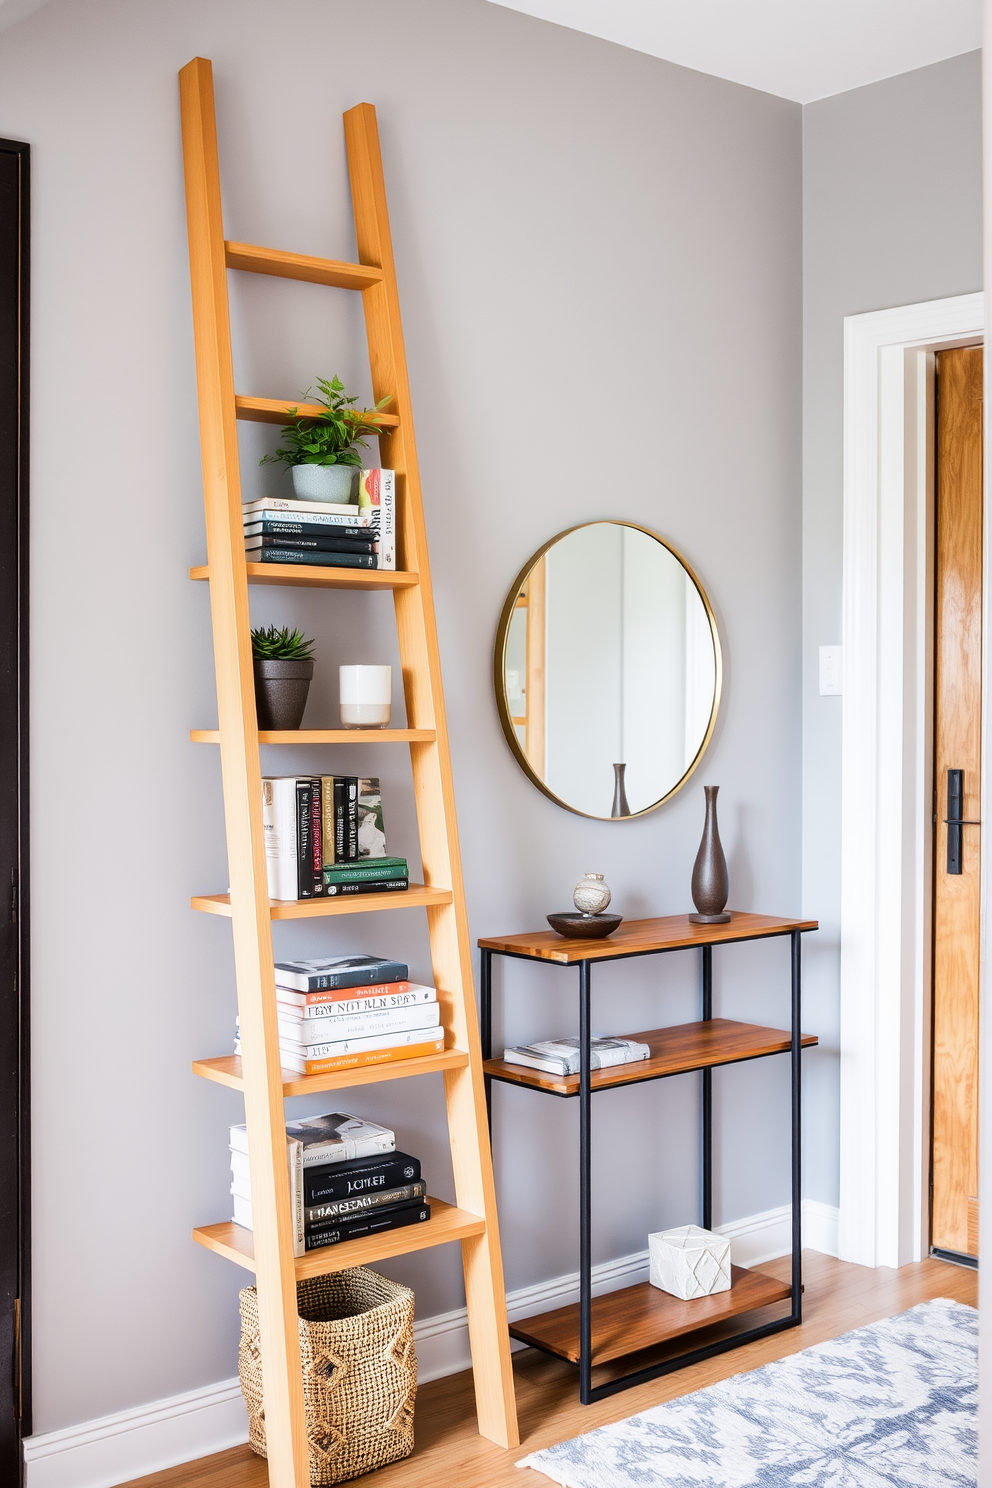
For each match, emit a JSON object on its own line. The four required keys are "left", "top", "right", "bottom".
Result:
{"left": 322, "top": 858, "right": 408, "bottom": 885}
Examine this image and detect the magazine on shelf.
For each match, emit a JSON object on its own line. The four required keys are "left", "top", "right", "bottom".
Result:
{"left": 501, "top": 1036, "right": 651, "bottom": 1076}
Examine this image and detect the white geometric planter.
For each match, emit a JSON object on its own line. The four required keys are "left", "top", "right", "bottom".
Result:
{"left": 648, "top": 1224, "right": 732, "bottom": 1299}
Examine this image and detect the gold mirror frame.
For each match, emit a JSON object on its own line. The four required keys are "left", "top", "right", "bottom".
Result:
{"left": 493, "top": 521, "right": 723, "bottom": 820}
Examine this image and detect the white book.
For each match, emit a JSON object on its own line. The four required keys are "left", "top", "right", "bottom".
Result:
{"left": 263, "top": 1031, "right": 445, "bottom": 1076}
{"left": 276, "top": 983, "right": 436, "bottom": 1019}
{"left": 261, "top": 777, "right": 299, "bottom": 901}
{"left": 357, "top": 470, "right": 395, "bottom": 570}
{"left": 501, "top": 1037, "right": 651, "bottom": 1076}
{"left": 228, "top": 1137, "right": 304, "bottom": 1255}
{"left": 275, "top": 1002, "right": 441, "bottom": 1046}
{"left": 243, "top": 511, "right": 376, "bottom": 531}
{"left": 267, "top": 1026, "right": 445, "bottom": 1061}
{"left": 232, "top": 1193, "right": 253, "bottom": 1231}
{"left": 242, "top": 496, "right": 371, "bottom": 520}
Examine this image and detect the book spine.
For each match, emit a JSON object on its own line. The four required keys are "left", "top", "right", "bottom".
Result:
{"left": 250, "top": 549, "right": 378, "bottom": 569}
{"left": 345, "top": 777, "right": 358, "bottom": 860}
{"left": 358, "top": 469, "right": 396, "bottom": 570}
{"left": 275, "top": 961, "right": 409, "bottom": 991}
{"left": 242, "top": 500, "right": 373, "bottom": 522}
{"left": 323, "top": 878, "right": 409, "bottom": 897}
{"left": 277, "top": 987, "right": 433, "bottom": 1018}
{"left": 320, "top": 777, "right": 335, "bottom": 872}
{"left": 244, "top": 521, "right": 374, "bottom": 540}
{"left": 246, "top": 534, "right": 378, "bottom": 554}
{"left": 305, "top": 1181, "right": 426, "bottom": 1226}
{"left": 278, "top": 1004, "right": 440, "bottom": 1043}
{"left": 322, "top": 861, "right": 407, "bottom": 884}
{"left": 262, "top": 778, "right": 298, "bottom": 901}
{"left": 305, "top": 1202, "right": 430, "bottom": 1251}
{"left": 299, "top": 1035, "right": 443, "bottom": 1077}
{"left": 303, "top": 1152, "right": 422, "bottom": 1205}
{"left": 275, "top": 980, "right": 416, "bottom": 1007}
{"left": 309, "top": 779, "right": 324, "bottom": 896}
{"left": 333, "top": 777, "right": 346, "bottom": 864}
{"left": 288, "top": 1138, "right": 305, "bottom": 1256}
{"left": 295, "top": 779, "right": 313, "bottom": 898}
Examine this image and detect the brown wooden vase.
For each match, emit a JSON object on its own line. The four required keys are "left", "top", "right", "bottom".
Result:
{"left": 689, "top": 785, "right": 731, "bottom": 924}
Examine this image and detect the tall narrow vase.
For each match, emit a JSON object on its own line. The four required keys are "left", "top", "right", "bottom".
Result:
{"left": 611, "top": 763, "right": 630, "bottom": 819}
{"left": 689, "top": 785, "right": 731, "bottom": 924}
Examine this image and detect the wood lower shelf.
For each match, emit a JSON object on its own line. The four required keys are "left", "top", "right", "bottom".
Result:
{"left": 190, "top": 563, "right": 419, "bottom": 590}
{"left": 190, "top": 728, "right": 436, "bottom": 744}
{"left": 193, "top": 1049, "right": 470, "bottom": 1096}
{"left": 193, "top": 1199, "right": 485, "bottom": 1278}
{"left": 192, "top": 884, "right": 453, "bottom": 918}
{"left": 484, "top": 1019, "right": 817, "bottom": 1097}
{"left": 510, "top": 1266, "right": 791, "bottom": 1366}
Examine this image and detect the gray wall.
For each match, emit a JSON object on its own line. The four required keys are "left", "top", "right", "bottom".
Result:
{"left": 801, "top": 51, "right": 984, "bottom": 1205}
{"left": 0, "top": 0, "right": 803, "bottom": 1431}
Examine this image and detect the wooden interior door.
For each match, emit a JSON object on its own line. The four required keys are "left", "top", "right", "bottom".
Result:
{"left": 931, "top": 344, "right": 983, "bottom": 1260}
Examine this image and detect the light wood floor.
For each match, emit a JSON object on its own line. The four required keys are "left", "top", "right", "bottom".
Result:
{"left": 118, "top": 1251, "right": 976, "bottom": 1488}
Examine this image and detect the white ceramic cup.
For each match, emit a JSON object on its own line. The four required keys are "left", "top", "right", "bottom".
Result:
{"left": 339, "top": 664, "right": 392, "bottom": 728}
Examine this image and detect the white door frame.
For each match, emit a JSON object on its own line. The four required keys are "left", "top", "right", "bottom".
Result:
{"left": 839, "top": 291, "right": 984, "bottom": 1269}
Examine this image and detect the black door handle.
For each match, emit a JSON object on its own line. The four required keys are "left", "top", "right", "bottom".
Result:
{"left": 946, "top": 769, "right": 981, "bottom": 874}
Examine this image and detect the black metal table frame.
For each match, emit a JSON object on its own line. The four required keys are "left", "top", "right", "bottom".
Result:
{"left": 480, "top": 926, "right": 811, "bottom": 1405}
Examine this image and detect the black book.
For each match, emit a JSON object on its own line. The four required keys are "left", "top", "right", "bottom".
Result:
{"left": 305, "top": 1180, "right": 427, "bottom": 1228}
{"left": 305, "top": 1200, "right": 430, "bottom": 1251}
{"left": 245, "top": 534, "right": 378, "bottom": 555}
{"left": 333, "top": 777, "right": 346, "bottom": 864}
{"left": 337, "top": 776, "right": 357, "bottom": 861}
{"left": 309, "top": 779, "right": 324, "bottom": 896}
{"left": 244, "top": 520, "right": 373, "bottom": 541}
{"left": 323, "top": 878, "right": 409, "bottom": 897}
{"left": 247, "top": 549, "right": 378, "bottom": 570}
{"left": 295, "top": 779, "right": 314, "bottom": 898}
{"left": 303, "top": 1149, "right": 421, "bottom": 1206}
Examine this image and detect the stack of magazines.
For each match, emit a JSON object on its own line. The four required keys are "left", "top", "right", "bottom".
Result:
{"left": 502, "top": 1036, "right": 651, "bottom": 1076}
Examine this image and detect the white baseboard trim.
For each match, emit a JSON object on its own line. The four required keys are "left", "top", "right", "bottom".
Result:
{"left": 23, "top": 1200, "right": 839, "bottom": 1488}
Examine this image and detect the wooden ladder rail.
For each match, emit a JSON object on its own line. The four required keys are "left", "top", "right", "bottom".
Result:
{"left": 178, "top": 58, "right": 518, "bottom": 1488}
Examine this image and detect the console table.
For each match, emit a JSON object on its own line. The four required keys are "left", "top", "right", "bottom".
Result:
{"left": 479, "top": 911, "right": 818, "bottom": 1404}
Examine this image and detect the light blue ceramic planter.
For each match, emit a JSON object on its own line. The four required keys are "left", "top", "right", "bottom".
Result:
{"left": 291, "top": 464, "right": 357, "bottom": 503}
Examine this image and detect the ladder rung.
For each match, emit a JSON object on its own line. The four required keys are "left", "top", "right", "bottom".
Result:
{"left": 235, "top": 394, "right": 399, "bottom": 427}
{"left": 226, "top": 240, "right": 383, "bottom": 291}
{"left": 193, "top": 1049, "right": 470, "bottom": 1096}
{"left": 193, "top": 1200, "right": 486, "bottom": 1278}
{"left": 192, "top": 884, "right": 453, "bottom": 919}
{"left": 190, "top": 728, "right": 436, "bottom": 744}
{"left": 190, "top": 564, "right": 419, "bottom": 591}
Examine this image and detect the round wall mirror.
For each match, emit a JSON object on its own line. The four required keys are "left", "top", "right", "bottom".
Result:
{"left": 494, "top": 522, "right": 722, "bottom": 820}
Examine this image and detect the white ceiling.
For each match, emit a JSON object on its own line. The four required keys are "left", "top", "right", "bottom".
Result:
{"left": 486, "top": 0, "right": 981, "bottom": 103}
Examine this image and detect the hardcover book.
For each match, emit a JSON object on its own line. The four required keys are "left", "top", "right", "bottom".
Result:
{"left": 230, "top": 1112, "right": 395, "bottom": 1167}
{"left": 230, "top": 1181, "right": 428, "bottom": 1233}
{"left": 501, "top": 1036, "right": 651, "bottom": 1076}
{"left": 275, "top": 1001, "right": 441, "bottom": 1046}
{"left": 248, "top": 548, "right": 378, "bottom": 570}
{"left": 244, "top": 534, "right": 377, "bottom": 554}
{"left": 244, "top": 1034, "right": 444, "bottom": 1077}
{"left": 273, "top": 955, "right": 409, "bottom": 992}
{"left": 276, "top": 1022, "right": 444, "bottom": 1062}
{"left": 243, "top": 519, "right": 373, "bottom": 540}
{"left": 357, "top": 469, "right": 396, "bottom": 570}
{"left": 261, "top": 777, "right": 299, "bottom": 901}
{"left": 303, "top": 1149, "right": 422, "bottom": 1205}
{"left": 273, "top": 977, "right": 415, "bottom": 1006}
{"left": 305, "top": 1200, "right": 430, "bottom": 1251}
{"left": 275, "top": 983, "right": 430, "bottom": 1017}
{"left": 242, "top": 496, "right": 374, "bottom": 521}
{"left": 323, "top": 878, "right": 409, "bottom": 896}
{"left": 322, "top": 860, "right": 407, "bottom": 886}
{"left": 356, "top": 778, "right": 387, "bottom": 858}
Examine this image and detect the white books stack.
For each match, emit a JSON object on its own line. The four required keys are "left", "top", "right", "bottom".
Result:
{"left": 501, "top": 1036, "right": 651, "bottom": 1076}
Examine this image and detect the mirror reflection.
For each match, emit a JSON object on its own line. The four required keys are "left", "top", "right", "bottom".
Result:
{"left": 496, "top": 522, "right": 721, "bottom": 819}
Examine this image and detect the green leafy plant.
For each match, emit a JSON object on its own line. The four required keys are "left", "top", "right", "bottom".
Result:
{"left": 251, "top": 625, "right": 316, "bottom": 660}
{"left": 259, "top": 375, "right": 392, "bottom": 469}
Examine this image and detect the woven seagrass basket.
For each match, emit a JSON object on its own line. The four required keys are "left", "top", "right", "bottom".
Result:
{"left": 239, "top": 1267, "right": 417, "bottom": 1485}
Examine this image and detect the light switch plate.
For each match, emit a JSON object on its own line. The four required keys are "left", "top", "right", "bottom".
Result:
{"left": 819, "top": 645, "right": 842, "bottom": 696}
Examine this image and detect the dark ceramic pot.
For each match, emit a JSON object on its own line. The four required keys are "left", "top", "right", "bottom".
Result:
{"left": 253, "top": 657, "right": 314, "bottom": 731}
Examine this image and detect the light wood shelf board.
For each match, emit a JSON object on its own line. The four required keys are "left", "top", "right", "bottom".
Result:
{"left": 225, "top": 241, "right": 383, "bottom": 290}
{"left": 190, "top": 562, "right": 419, "bottom": 591}
{"left": 484, "top": 1019, "right": 818, "bottom": 1096}
{"left": 191, "top": 884, "right": 453, "bottom": 918}
{"left": 234, "top": 394, "right": 399, "bottom": 428}
{"left": 193, "top": 1049, "right": 470, "bottom": 1095}
{"left": 509, "top": 1266, "right": 791, "bottom": 1365}
{"left": 480, "top": 912, "right": 819, "bottom": 964}
{"left": 193, "top": 1199, "right": 486, "bottom": 1277}
{"left": 190, "top": 728, "right": 436, "bottom": 744}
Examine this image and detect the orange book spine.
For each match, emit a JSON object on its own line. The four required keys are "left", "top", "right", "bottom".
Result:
{"left": 302, "top": 1036, "right": 444, "bottom": 1075}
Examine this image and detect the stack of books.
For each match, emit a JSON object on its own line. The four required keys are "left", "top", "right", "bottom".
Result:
{"left": 234, "top": 954, "right": 445, "bottom": 1076}
{"left": 502, "top": 1035, "right": 651, "bottom": 1076}
{"left": 262, "top": 774, "right": 409, "bottom": 900}
{"left": 230, "top": 1112, "right": 429, "bottom": 1255}
{"left": 243, "top": 469, "right": 396, "bottom": 571}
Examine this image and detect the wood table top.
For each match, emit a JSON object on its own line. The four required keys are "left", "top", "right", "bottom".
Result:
{"left": 478, "top": 911, "right": 818, "bottom": 963}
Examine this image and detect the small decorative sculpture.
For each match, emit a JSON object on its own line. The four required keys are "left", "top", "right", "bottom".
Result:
{"left": 573, "top": 872, "right": 611, "bottom": 916}
{"left": 689, "top": 785, "right": 731, "bottom": 924}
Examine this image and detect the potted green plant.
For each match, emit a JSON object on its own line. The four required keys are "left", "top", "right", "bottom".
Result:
{"left": 260, "top": 375, "right": 392, "bottom": 504}
{"left": 252, "top": 625, "right": 316, "bottom": 730}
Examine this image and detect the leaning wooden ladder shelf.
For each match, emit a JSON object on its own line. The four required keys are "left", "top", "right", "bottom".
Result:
{"left": 178, "top": 56, "right": 519, "bottom": 1487}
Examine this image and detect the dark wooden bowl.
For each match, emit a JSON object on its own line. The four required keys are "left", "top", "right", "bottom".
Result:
{"left": 547, "top": 912, "right": 623, "bottom": 939}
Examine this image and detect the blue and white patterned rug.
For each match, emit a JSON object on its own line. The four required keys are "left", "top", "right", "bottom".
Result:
{"left": 518, "top": 1298, "right": 976, "bottom": 1487}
